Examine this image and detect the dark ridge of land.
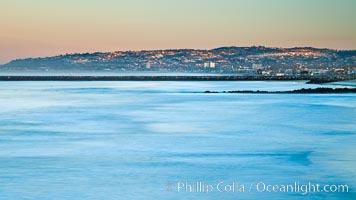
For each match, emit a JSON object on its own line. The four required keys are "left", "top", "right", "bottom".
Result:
{"left": 204, "top": 87, "right": 356, "bottom": 94}
{"left": 0, "top": 75, "right": 355, "bottom": 84}
{"left": 0, "top": 75, "right": 307, "bottom": 81}
{"left": 0, "top": 75, "right": 355, "bottom": 83}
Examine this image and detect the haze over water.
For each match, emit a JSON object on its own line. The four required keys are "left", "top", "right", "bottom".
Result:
{"left": 0, "top": 81, "right": 355, "bottom": 199}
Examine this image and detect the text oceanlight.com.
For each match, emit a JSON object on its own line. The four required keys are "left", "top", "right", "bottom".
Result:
{"left": 171, "top": 181, "right": 349, "bottom": 195}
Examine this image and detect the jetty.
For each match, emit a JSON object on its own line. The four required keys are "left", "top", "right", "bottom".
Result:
{"left": 0, "top": 75, "right": 355, "bottom": 83}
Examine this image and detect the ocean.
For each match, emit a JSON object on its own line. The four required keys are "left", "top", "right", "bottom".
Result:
{"left": 0, "top": 81, "right": 355, "bottom": 199}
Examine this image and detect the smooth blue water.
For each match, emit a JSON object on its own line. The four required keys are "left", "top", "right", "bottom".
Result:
{"left": 0, "top": 81, "right": 355, "bottom": 200}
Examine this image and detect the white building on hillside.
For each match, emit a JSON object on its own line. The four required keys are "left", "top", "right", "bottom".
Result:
{"left": 204, "top": 62, "right": 216, "bottom": 68}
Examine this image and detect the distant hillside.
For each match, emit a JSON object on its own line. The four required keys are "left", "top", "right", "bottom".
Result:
{"left": 1, "top": 46, "right": 356, "bottom": 73}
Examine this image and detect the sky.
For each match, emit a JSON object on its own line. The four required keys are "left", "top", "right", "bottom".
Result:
{"left": 1, "top": 0, "right": 356, "bottom": 64}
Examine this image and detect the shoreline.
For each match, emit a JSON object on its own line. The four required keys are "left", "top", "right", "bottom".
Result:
{"left": 0, "top": 75, "right": 355, "bottom": 83}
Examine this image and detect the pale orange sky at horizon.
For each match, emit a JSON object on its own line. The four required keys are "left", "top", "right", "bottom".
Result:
{"left": 1, "top": 0, "right": 356, "bottom": 64}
